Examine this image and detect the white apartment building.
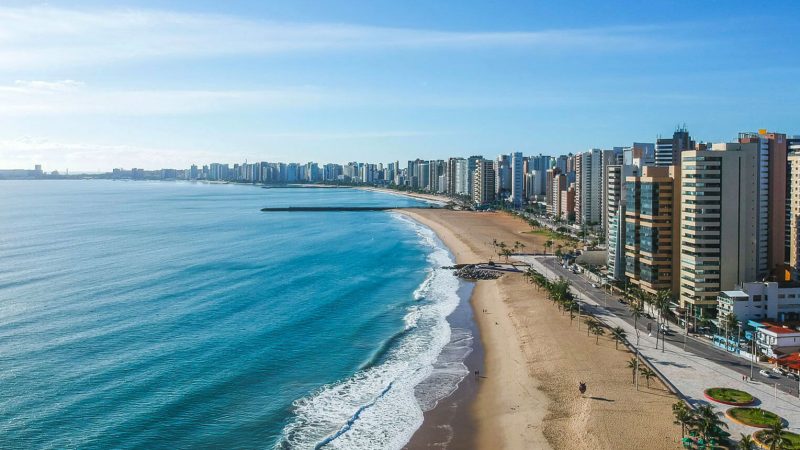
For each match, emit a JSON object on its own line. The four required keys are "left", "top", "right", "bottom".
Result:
{"left": 717, "top": 282, "right": 800, "bottom": 322}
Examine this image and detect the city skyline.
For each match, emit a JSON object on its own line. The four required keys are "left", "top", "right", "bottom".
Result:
{"left": 0, "top": 1, "right": 799, "bottom": 170}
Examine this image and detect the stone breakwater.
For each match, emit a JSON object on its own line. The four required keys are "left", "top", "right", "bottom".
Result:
{"left": 444, "top": 264, "right": 503, "bottom": 280}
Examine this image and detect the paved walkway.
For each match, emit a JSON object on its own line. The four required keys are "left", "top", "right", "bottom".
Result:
{"left": 525, "top": 256, "right": 800, "bottom": 438}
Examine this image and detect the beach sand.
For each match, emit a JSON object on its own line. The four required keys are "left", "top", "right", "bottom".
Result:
{"left": 401, "top": 209, "right": 680, "bottom": 450}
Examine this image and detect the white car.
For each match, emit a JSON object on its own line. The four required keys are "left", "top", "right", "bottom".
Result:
{"left": 759, "top": 369, "right": 774, "bottom": 378}
{"left": 591, "top": 283, "right": 598, "bottom": 288}
{"left": 772, "top": 367, "right": 787, "bottom": 376}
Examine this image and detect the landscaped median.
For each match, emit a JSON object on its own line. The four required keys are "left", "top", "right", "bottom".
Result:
{"left": 753, "top": 429, "right": 800, "bottom": 449}
{"left": 703, "top": 387, "right": 755, "bottom": 406}
{"left": 725, "top": 407, "right": 783, "bottom": 428}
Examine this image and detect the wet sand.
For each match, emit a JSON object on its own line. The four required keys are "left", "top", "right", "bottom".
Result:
{"left": 400, "top": 209, "right": 680, "bottom": 450}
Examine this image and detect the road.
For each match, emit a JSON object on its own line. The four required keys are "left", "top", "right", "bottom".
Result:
{"left": 536, "top": 255, "right": 800, "bottom": 398}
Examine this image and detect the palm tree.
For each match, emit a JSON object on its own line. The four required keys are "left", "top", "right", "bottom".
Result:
{"left": 738, "top": 433, "right": 755, "bottom": 450}
{"left": 639, "top": 366, "right": 656, "bottom": 388}
{"left": 761, "top": 421, "right": 788, "bottom": 450}
{"left": 611, "top": 326, "right": 627, "bottom": 350}
{"left": 692, "top": 404, "right": 728, "bottom": 442}
{"left": 723, "top": 312, "right": 739, "bottom": 352}
{"left": 654, "top": 289, "right": 672, "bottom": 350}
{"left": 630, "top": 303, "right": 643, "bottom": 346}
{"left": 626, "top": 357, "right": 638, "bottom": 384}
{"left": 588, "top": 320, "right": 606, "bottom": 344}
{"left": 497, "top": 241, "right": 508, "bottom": 260}
{"left": 672, "top": 401, "right": 693, "bottom": 438}
{"left": 544, "top": 239, "right": 554, "bottom": 255}
{"left": 566, "top": 301, "right": 578, "bottom": 325}
{"left": 517, "top": 241, "right": 526, "bottom": 254}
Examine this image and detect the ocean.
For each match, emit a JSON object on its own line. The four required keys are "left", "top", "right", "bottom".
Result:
{"left": 0, "top": 180, "right": 472, "bottom": 449}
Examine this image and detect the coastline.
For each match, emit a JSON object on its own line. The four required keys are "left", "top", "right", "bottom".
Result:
{"left": 397, "top": 208, "right": 681, "bottom": 450}
{"left": 397, "top": 209, "right": 551, "bottom": 450}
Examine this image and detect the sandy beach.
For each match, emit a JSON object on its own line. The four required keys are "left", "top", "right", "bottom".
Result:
{"left": 401, "top": 208, "right": 681, "bottom": 450}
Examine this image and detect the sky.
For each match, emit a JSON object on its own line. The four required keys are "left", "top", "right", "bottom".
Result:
{"left": 0, "top": 1, "right": 798, "bottom": 171}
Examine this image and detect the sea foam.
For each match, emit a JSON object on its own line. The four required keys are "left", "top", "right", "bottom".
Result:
{"left": 274, "top": 214, "right": 470, "bottom": 450}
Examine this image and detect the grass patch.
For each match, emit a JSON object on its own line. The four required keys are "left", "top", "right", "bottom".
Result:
{"left": 727, "top": 407, "right": 782, "bottom": 428}
{"left": 754, "top": 430, "right": 800, "bottom": 449}
{"left": 704, "top": 387, "right": 754, "bottom": 405}
{"left": 524, "top": 228, "right": 564, "bottom": 239}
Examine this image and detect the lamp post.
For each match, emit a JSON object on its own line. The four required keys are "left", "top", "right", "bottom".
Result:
{"left": 684, "top": 308, "right": 688, "bottom": 351}
{"left": 737, "top": 324, "right": 742, "bottom": 355}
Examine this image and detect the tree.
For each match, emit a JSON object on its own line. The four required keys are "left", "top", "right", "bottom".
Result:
{"left": 630, "top": 303, "right": 643, "bottom": 346}
{"left": 639, "top": 366, "right": 656, "bottom": 388}
{"left": 611, "top": 326, "right": 627, "bottom": 350}
{"left": 544, "top": 239, "right": 554, "bottom": 255}
{"left": 761, "top": 421, "right": 788, "bottom": 450}
{"left": 497, "top": 241, "right": 508, "bottom": 260}
{"left": 723, "top": 312, "right": 740, "bottom": 352}
{"left": 588, "top": 320, "right": 606, "bottom": 344}
{"left": 738, "top": 434, "right": 755, "bottom": 450}
{"left": 654, "top": 289, "right": 672, "bottom": 350}
{"left": 566, "top": 301, "right": 578, "bottom": 325}
{"left": 672, "top": 401, "right": 693, "bottom": 438}
{"left": 626, "top": 357, "right": 638, "bottom": 384}
{"left": 692, "top": 404, "right": 728, "bottom": 442}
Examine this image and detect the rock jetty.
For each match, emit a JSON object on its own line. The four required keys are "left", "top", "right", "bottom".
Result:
{"left": 449, "top": 264, "right": 502, "bottom": 280}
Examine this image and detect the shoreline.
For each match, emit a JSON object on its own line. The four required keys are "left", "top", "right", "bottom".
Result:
{"left": 397, "top": 210, "right": 551, "bottom": 449}
{"left": 397, "top": 208, "right": 681, "bottom": 450}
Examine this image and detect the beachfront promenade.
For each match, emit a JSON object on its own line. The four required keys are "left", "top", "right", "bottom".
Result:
{"left": 522, "top": 255, "right": 800, "bottom": 438}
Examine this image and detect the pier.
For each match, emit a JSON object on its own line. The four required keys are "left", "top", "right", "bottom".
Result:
{"left": 260, "top": 206, "right": 440, "bottom": 212}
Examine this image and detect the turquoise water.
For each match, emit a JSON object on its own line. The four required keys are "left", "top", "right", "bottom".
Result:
{"left": 0, "top": 181, "right": 469, "bottom": 449}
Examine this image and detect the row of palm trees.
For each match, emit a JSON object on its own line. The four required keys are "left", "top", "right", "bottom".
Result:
{"left": 524, "top": 267, "right": 629, "bottom": 350}
{"left": 623, "top": 286, "right": 675, "bottom": 351}
{"left": 491, "top": 239, "right": 527, "bottom": 263}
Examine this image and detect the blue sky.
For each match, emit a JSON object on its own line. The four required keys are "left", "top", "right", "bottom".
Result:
{"left": 0, "top": 1, "right": 798, "bottom": 171}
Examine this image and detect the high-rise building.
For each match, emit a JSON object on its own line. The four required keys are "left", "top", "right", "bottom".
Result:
{"left": 467, "top": 156, "right": 482, "bottom": 198}
{"left": 454, "top": 159, "right": 469, "bottom": 196}
{"left": 789, "top": 152, "right": 800, "bottom": 273}
{"left": 510, "top": 152, "right": 524, "bottom": 207}
{"left": 545, "top": 168, "right": 561, "bottom": 210}
{"left": 655, "top": 127, "right": 693, "bottom": 167}
{"left": 738, "top": 131, "right": 788, "bottom": 277}
{"left": 446, "top": 158, "right": 463, "bottom": 195}
{"left": 605, "top": 163, "right": 639, "bottom": 279}
{"left": 473, "top": 159, "right": 496, "bottom": 206}
{"left": 575, "top": 149, "right": 604, "bottom": 226}
{"left": 549, "top": 172, "right": 567, "bottom": 217}
{"left": 624, "top": 166, "right": 681, "bottom": 295}
{"left": 678, "top": 142, "right": 762, "bottom": 318}
{"left": 494, "top": 154, "right": 511, "bottom": 200}
{"left": 560, "top": 184, "right": 575, "bottom": 221}
{"left": 788, "top": 136, "right": 800, "bottom": 273}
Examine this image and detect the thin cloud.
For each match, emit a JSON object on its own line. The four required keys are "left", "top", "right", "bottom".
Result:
{"left": 0, "top": 81, "right": 341, "bottom": 115}
{"left": 0, "top": 79, "right": 713, "bottom": 116}
{"left": 0, "top": 6, "right": 693, "bottom": 70}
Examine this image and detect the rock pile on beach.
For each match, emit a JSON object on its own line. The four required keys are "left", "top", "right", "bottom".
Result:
{"left": 452, "top": 264, "right": 502, "bottom": 280}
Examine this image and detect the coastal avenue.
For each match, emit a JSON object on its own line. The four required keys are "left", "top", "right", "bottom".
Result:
{"left": 533, "top": 255, "right": 800, "bottom": 398}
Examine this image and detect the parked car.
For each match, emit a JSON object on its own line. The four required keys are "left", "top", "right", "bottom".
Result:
{"left": 772, "top": 367, "right": 787, "bottom": 376}
{"left": 591, "top": 283, "right": 598, "bottom": 288}
{"left": 759, "top": 369, "right": 774, "bottom": 378}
